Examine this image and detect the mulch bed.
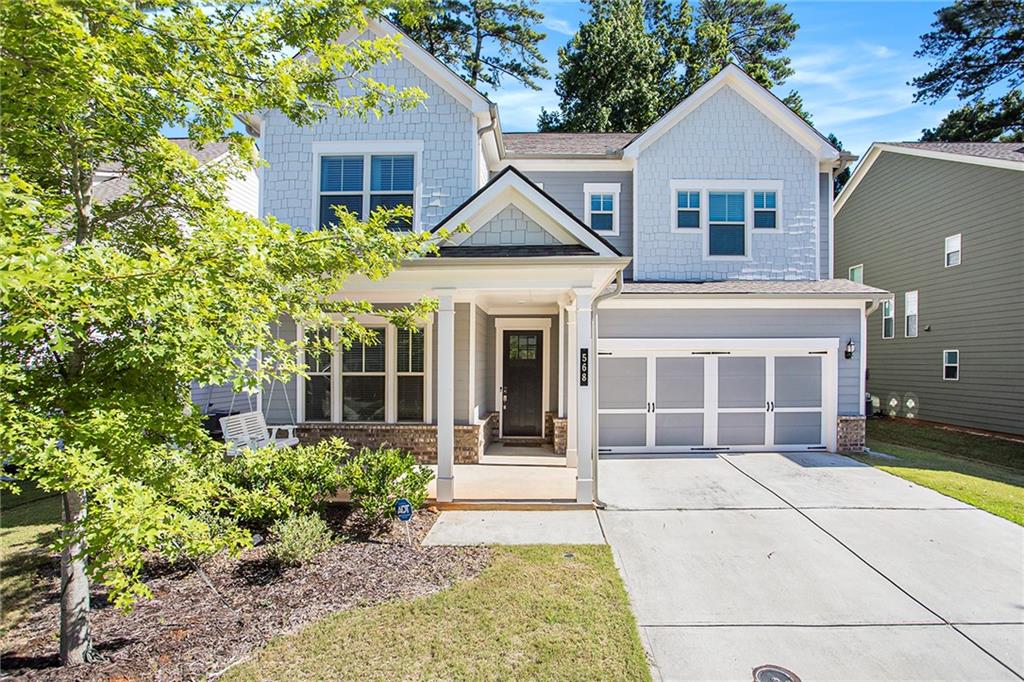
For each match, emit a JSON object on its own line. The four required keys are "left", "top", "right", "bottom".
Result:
{"left": 1, "top": 507, "right": 490, "bottom": 681}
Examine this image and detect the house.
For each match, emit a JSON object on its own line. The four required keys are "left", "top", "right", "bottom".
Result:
{"left": 834, "top": 142, "right": 1024, "bottom": 437}
{"left": 214, "top": 17, "right": 887, "bottom": 504}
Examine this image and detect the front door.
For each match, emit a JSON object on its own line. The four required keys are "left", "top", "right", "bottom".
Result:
{"left": 501, "top": 330, "right": 544, "bottom": 436}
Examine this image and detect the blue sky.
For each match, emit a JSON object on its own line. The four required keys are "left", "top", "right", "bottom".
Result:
{"left": 489, "top": 1, "right": 958, "bottom": 157}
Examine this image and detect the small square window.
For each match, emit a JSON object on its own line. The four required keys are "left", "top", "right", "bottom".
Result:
{"left": 849, "top": 264, "right": 864, "bottom": 283}
{"left": 753, "top": 191, "right": 777, "bottom": 229}
{"left": 945, "top": 234, "right": 962, "bottom": 267}
{"left": 676, "top": 191, "right": 700, "bottom": 229}
{"left": 943, "top": 350, "right": 959, "bottom": 381}
{"left": 881, "top": 298, "right": 894, "bottom": 339}
{"left": 585, "top": 186, "right": 618, "bottom": 233}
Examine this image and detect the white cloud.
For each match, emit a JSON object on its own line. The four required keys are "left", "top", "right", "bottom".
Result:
{"left": 543, "top": 18, "right": 575, "bottom": 36}
{"left": 856, "top": 41, "right": 897, "bottom": 59}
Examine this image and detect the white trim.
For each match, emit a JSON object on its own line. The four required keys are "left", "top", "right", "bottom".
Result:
{"left": 467, "top": 302, "right": 477, "bottom": 422}
{"left": 827, "top": 171, "right": 835, "bottom": 279}
{"left": 942, "top": 349, "right": 960, "bottom": 382}
{"left": 848, "top": 264, "right": 864, "bottom": 283}
{"left": 311, "top": 141, "right": 424, "bottom": 232}
{"left": 583, "top": 182, "right": 621, "bottom": 236}
{"left": 904, "top": 290, "right": 919, "bottom": 338}
{"left": 881, "top": 297, "right": 895, "bottom": 339}
{"left": 944, "top": 233, "right": 962, "bottom": 268}
{"left": 437, "top": 170, "right": 620, "bottom": 257}
{"left": 667, "top": 180, "right": 784, "bottom": 261}
{"left": 623, "top": 64, "right": 839, "bottom": 161}
{"left": 603, "top": 297, "right": 870, "bottom": 309}
{"left": 859, "top": 305, "right": 867, "bottom": 416}
{"left": 491, "top": 158, "right": 634, "bottom": 172}
{"left": 494, "top": 317, "right": 552, "bottom": 439}
{"left": 557, "top": 304, "right": 565, "bottom": 419}
{"left": 631, "top": 168, "right": 639, "bottom": 275}
{"left": 835, "top": 143, "right": 1024, "bottom": 216}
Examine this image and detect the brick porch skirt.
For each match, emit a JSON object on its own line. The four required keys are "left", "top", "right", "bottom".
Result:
{"left": 297, "top": 412, "right": 498, "bottom": 464}
{"left": 837, "top": 416, "right": 866, "bottom": 454}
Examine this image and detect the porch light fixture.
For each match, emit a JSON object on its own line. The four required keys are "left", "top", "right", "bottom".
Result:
{"left": 844, "top": 339, "right": 856, "bottom": 359}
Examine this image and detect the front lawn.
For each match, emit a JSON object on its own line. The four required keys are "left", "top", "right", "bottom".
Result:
{"left": 1, "top": 482, "right": 61, "bottom": 637}
{"left": 224, "top": 545, "right": 651, "bottom": 682}
{"left": 860, "top": 419, "right": 1024, "bottom": 526}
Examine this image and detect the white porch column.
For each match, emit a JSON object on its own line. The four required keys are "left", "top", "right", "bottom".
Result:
{"left": 565, "top": 302, "right": 578, "bottom": 468}
{"left": 573, "top": 289, "right": 594, "bottom": 504}
{"left": 436, "top": 293, "right": 456, "bottom": 502}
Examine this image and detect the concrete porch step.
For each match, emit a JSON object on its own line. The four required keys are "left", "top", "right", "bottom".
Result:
{"left": 428, "top": 500, "right": 593, "bottom": 511}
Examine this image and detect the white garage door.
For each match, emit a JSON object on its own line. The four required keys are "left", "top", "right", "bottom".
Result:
{"left": 597, "top": 339, "right": 838, "bottom": 453}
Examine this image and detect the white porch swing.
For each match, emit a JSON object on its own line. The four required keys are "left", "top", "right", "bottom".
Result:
{"left": 217, "top": 360, "right": 299, "bottom": 454}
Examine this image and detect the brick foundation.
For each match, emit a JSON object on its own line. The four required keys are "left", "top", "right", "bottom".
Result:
{"left": 544, "top": 411, "right": 555, "bottom": 444}
{"left": 552, "top": 418, "right": 567, "bottom": 455}
{"left": 837, "top": 416, "right": 866, "bottom": 454}
{"left": 298, "top": 412, "right": 499, "bottom": 465}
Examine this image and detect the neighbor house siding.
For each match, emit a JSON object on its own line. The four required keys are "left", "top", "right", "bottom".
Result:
{"left": 260, "top": 40, "right": 477, "bottom": 232}
{"left": 598, "top": 307, "right": 862, "bottom": 415}
{"left": 834, "top": 152, "right": 1024, "bottom": 434}
{"left": 634, "top": 86, "right": 819, "bottom": 281}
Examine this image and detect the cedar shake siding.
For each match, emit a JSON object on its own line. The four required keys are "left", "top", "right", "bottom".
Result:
{"left": 835, "top": 151, "right": 1024, "bottom": 435}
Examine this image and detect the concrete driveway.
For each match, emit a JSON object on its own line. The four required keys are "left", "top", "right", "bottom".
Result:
{"left": 598, "top": 452, "right": 1024, "bottom": 681}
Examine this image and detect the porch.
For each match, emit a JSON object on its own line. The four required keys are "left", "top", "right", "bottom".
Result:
{"left": 426, "top": 442, "right": 579, "bottom": 505}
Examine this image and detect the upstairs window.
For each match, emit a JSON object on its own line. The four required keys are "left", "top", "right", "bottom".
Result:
{"left": 945, "top": 234, "right": 962, "bottom": 267}
{"left": 676, "top": 191, "right": 700, "bottom": 229}
{"left": 943, "top": 349, "right": 959, "bottom": 381}
{"left": 849, "top": 264, "right": 864, "bottom": 283}
{"left": 881, "top": 298, "right": 894, "bottom": 339}
{"left": 708, "top": 191, "right": 746, "bottom": 256}
{"left": 318, "top": 153, "right": 414, "bottom": 231}
{"left": 584, "top": 183, "right": 620, "bottom": 234}
{"left": 753, "top": 191, "right": 777, "bottom": 228}
{"left": 905, "top": 291, "right": 919, "bottom": 338}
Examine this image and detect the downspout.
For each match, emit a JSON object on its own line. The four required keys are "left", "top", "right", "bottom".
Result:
{"left": 590, "top": 269, "right": 624, "bottom": 510}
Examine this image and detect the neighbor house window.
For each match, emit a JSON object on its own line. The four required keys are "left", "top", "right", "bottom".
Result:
{"left": 905, "top": 291, "right": 919, "bottom": 338}
{"left": 676, "top": 191, "right": 700, "bottom": 229}
{"left": 882, "top": 298, "right": 894, "bottom": 339}
{"left": 583, "top": 183, "right": 620, "bottom": 234}
{"left": 753, "top": 191, "right": 777, "bottom": 228}
{"left": 396, "top": 328, "right": 425, "bottom": 422}
{"left": 341, "top": 327, "right": 386, "bottom": 422}
{"left": 943, "top": 349, "right": 959, "bottom": 381}
{"left": 319, "top": 154, "right": 414, "bottom": 230}
{"left": 303, "top": 328, "right": 333, "bottom": 422}
{"left": 708, "top": 191, "right": 746, "bottom": 256}
{"left": 849, "top": 264, "right": 864, "bottom": 283}
{"left": 945, "top": 234, "right": 962, "bottom": 267}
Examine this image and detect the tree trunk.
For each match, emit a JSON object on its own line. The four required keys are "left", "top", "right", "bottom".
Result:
{"left": 60, "top": 490, "right": 93, "bottom": 666}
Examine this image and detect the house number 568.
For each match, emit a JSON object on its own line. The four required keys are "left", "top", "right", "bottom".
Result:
{"left": 579, "top": 348, "right": 589, "bottom": 386}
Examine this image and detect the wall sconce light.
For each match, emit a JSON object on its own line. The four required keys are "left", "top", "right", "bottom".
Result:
{"left": 845, "top": 339, "right": 856, "bottom": 359}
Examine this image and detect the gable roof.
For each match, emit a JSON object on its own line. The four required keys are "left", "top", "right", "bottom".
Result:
{"left": 622, "top": 64, "right": 840, "bottom": 162}
{"left": 834, "top": 141, "right": 1024, "bottom": 215}
{"left": 93, "top": 139, "right": 232, "bottom": 204}
{"left": 502, "top": 132, "right": 638, "bottom": 158}
{"left": 431, "top": 165, "right": 623, "bottom": 258}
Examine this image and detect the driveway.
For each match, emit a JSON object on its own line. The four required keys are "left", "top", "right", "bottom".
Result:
{"left": 598, "top": 452, "right": 1024, "bottom": 681}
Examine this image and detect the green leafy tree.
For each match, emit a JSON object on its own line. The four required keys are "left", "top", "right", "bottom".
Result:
{"left": 395, "top": 0, "right": 549, "bottom": 90}
{"left": 827, "top": 134, "right": 852, "bottom": 197}
{"left": 913, "top": 0, "right": 1024, "bottom": 141}
{"left": 922, "top": 91, "right": 1024, "bottom": 142}
{"left": 0, "top": 0, "right": 445, "bottom": 667}
{"left": 540, "top": 0, "right": 799, "bottom": 132}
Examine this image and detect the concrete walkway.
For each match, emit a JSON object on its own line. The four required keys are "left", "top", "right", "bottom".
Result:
{"left": 423, "top": 510, "right": 604, "bottom": 545}
{"left": 598, "top": 452, "right": 1024, "bottom": 681}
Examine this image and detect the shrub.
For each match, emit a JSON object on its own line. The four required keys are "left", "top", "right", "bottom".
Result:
{"left": 339, "top": 446, "right": 434, "bottom": 526}
{"left": 220, "top": 438, "right": 349, "bottom": 524}
{"left": 267, "top": 512, "right": 335, "bottom": 566}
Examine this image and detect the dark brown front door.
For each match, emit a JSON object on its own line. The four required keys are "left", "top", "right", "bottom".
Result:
{"left": 502, "top": 330, "right": 543, "bottom": 436}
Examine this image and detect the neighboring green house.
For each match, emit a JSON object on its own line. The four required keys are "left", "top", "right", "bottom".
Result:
{"left": 834, "top": 142, "right": 1024, "bottom": 436}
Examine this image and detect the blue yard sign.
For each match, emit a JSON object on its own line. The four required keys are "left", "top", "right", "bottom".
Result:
{"left": 395, "top": 498, "right": 413, "bottom": 522}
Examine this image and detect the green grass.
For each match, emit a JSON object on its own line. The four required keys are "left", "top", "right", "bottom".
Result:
{"left": 859, "top": 419, "right": 1024, "bottom": 526}
{"left": 224, "top": 545, "right": 651, "bottom": 682}
{"left": 1, "top": 481, "right": 62, "bottom": 636}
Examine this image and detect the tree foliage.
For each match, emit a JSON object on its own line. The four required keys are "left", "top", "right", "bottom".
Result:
{"left": 539, "top": 0, "right": 798, "bottom": 132}
{"left": 0, "top": 0, "right": 445, "bottom": 665}
{"left": 922, "top": 90, "right": 1024, "bottom": 142}
{"left": 394, "top": 0, "right": 549, "bottom": 90}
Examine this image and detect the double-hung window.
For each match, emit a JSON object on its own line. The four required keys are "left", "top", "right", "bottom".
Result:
{"left": 943, "top": 350, "right": 959, "bottom": 381}
{"left": 318, "top": 153, "right": 415, "bottom": 231}
{"left": 945, "top": 234, "right": 962, "bottom": 267}
{"left": 708, "top": 191, "right": 746, "bottom": 256}
{"left": 881, "top": 298, "right": 894, "bottom": 339}
{"left": 583, "top": 183, "right": 620, "bottom": 234}
{"left": 675, "top": 191, "right": 700, "bottom": 229}
{"left": 301, "top": 322, "right": 430, "bottom": 423}
{"left": 753, "top": 191, "right": 777, "bottom": 228}
{"left": 905, "top": 291, "right": 919, "bottom": 338}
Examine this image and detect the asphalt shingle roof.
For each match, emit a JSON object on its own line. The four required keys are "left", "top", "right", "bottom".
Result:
{"left": 93, "top": 139, "right": 231, "bottom": 203}
{"left": 621, "top": 279, "right": 889, "bottom": 296}
{"left": 885, "top": 142, "right": 1024, "bottom": 164}
{"left": 437, "top": 244, "right": 597, "bottom": 258}
{"left": 502, "top": 132, "right": 638, "bottom": 157}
